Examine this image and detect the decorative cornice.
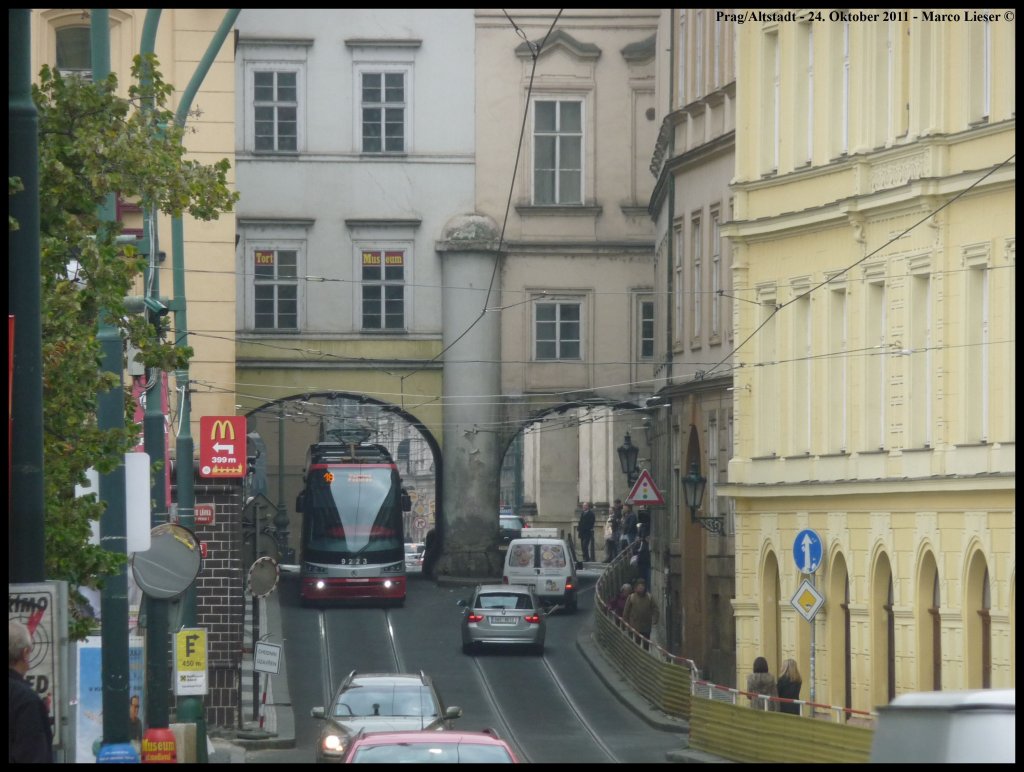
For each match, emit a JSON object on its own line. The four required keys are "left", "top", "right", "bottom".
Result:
{"left": 515, "top": 29, "right": 601, "bottom": 61}
{"left": 344, "top": 218, "right": 422, "bottom": 230}
{"left": 621, "top": 33, "right": 656, "bottom": 63}
{"left": 237, "top": 217, "right": 315, "bottom": 228}
{"left": 237, "top": 37, "right": 314, "bottom": 48}
{"left": 344, "top": 38, "right": 422, "bottom": 49}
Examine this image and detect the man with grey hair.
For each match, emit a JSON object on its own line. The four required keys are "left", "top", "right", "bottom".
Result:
{"left": 9, "top": 620, "right": 54, "bottom": 762}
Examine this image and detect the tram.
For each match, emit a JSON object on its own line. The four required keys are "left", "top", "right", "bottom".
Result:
{"left": 296, "top": 438, "right": 410, "bottom": 604}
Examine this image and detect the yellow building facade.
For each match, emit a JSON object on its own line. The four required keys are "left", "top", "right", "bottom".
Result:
{"left": 722, "top": 11, "right": 1015, "bottom": 714}
{"left": 30, "top": 9, "right": 240, "bottom": 439}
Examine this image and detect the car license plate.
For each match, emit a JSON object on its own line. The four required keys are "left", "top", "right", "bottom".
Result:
{"left": 489, "top": 616, "right": 517, "bottom": 625}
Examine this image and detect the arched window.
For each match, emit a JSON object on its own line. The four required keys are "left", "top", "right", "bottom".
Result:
{"left": 56, "top": 26, "right": 92, "bottom": 79}
{"left": 929, "top": 571, "right": 941, "bottom": 690}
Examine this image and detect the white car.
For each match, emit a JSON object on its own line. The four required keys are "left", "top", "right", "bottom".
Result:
{"left": 404, "top": 543, "right": 425, "bottom": 572}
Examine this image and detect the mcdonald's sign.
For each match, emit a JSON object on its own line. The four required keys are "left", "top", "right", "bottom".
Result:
{"left": 199, "top": 416, "right": 247, "bottom": 478}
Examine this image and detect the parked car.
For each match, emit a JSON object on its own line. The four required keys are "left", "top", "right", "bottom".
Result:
{"left": 498, "top": 514, "right": 528, "bottom": 550}
{"left": 458, "top": 584, "right": 546, "bottom": 655}
{"left": 869, "top": 688, "right": 1015, "bottom": 763}
{"left": 404, "top": 542, "right": 425, "bottom": 572}
{"left": 341, "top": 728, "right": 518, "bottom": 763}
{"left": 502, "top": 530, "right": 581, "bottom": 612}
{"left": 310, "top": 671, "right": 462, "bottom": 763}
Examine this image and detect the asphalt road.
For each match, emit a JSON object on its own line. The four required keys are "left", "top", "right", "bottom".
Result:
{"left": 245, "top": 566, "right": 684, "bottom": 763}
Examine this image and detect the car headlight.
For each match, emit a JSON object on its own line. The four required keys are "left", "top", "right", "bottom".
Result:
{"left": 322, "top": 731, "right": 349, "bottom": 755}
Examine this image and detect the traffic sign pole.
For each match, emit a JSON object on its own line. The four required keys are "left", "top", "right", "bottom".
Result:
{"left": 792, "top": 529, "right": 823, "bottom": 707}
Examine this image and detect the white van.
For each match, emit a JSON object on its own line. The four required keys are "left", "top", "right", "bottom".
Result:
{"left": 502, "top": 531, "right": 583, "bottom": 612}
{"left": 869, "top": 689, "right": 1015, "bottom": 763}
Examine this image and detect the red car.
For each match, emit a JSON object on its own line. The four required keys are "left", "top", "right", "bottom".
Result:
{"left": 341, "top": 729, "right": 519, "bottom": 764}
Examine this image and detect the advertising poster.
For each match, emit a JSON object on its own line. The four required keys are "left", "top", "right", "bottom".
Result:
{"left": 75, "top": 636, "right": 145, "bottom": 762}
{"left": 9, "top": 582, "right": 65, "bottom": 750}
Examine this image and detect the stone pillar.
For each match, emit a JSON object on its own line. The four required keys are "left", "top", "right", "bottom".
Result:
{"left": 434, "top": 214, "right": 503, "bottom": 577}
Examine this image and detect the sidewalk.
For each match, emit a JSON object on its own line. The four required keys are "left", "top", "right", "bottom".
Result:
{"left": 210, "top": 564, "right": 729, "bottom": 762}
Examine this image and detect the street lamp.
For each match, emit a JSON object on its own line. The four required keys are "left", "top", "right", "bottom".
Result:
{"left": 682, "top": 462, "right": 724, "bottom": 534}
{"left": 617, "top": 432, "right": 640, "bottom": 487}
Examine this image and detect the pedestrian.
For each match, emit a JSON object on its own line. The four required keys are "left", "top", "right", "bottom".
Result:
{"left": 622, "top": 577, "right": 659, "bottom": 648}
{"left": 9, "top": 620, "right": 54, "bottom": 763}
{"left": 603, "top": 512, "right": 621, "bottom": 563}
{"left": 577, "top": 501, "right": 596, "bottom": 562}
{"left": 746, "top": 656, "right": 779, "bottom": 711}
{"left": 632, "top": 531, "right": 651, "bottom": 588}
{"left": 620, "top": 503, "right": 638, "bottom": 549}
{"left": 608, "top": 582, "right": 632, "bottom": 620}
{"left": 777, "top": 658, "right": 803, "bottom": 715}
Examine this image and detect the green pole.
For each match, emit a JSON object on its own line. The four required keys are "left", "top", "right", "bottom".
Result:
{"left": 92, "top": 9, "right": 132, "bottom": 750}
{"left": 8, "top": 9, "right": 46, "bottom": 583}
{"left": 171, "top": 12, "right": 240, "bottom": 761}
{"left": 137, "top": 9, "right": 173, "bottom": 736}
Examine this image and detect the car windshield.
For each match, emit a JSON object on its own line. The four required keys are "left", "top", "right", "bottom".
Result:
{"left": 500, "top": 516, "right": 523, "bottom": 529}
{"left": 333, "top": 684, "right": 436, "bottom": 718}
{"left": 476, "top": 593, "right": 533, "bottom": 610}
{"left": 351, "top": 742, "right": 514, "bottom": 764}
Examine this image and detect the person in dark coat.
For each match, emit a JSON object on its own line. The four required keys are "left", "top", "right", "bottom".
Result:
{"left": 9, "top": 620, "right": 54, "bottom": 763}
{"left": 577, "top": 501, "right": 596, "bottom": 562}
{"left": 776, "top": 658, "right": 803, "bottom": 715}
{"left": 632, "top": 532, "right": 652, "bottom": 588}
{"left": 746, "top": 656, "right": 779, "bottom": 711}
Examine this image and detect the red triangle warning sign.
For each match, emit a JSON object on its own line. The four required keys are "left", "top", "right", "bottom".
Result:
{"left": 626, "top": 469, "right": 664, "bottom": 505}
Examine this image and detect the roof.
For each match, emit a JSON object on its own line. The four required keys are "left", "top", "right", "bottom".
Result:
{"left": 476, "top": 584, "right": 532, "bottom": 594}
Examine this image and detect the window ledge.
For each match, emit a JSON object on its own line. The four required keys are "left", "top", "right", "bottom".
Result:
{"left": 515, "top": 204, "right": 602, "bottom": 218}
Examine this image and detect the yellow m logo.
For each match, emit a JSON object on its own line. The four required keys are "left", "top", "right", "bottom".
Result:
{"left": 210, "top": 419, "right": 236, "bottom": 441}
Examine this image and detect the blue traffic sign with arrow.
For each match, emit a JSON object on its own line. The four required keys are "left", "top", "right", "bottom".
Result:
{"left": 793, "top": 529, "right": 823, "bottom": 574}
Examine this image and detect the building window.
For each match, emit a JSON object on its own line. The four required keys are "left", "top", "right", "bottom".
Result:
{"left": 909, "top": 273, "right": 931, "bottom": 447}
{"left": 791, "top": 290, "right": 811, "bottom": 454}
{"left": 865, "top": 278, "right": 887, "bottom": 449}
{"left": 694, "top": 9, "right": 704, "bottom": 99}
{"left": 797, "top": 22, "right": 814, "bottom": 164}
{"left": 56, "top": 26, "right": 92, "bottom": 79}
{"left": 535, "top": 301, "right": 581, "bottom": 360}
{"left": 678, "top": 14, "right": 687, "bottom": 106}
{"left": 361, "top": 249, "right": 406, "bottom": 330}
{"left": 640, "top": 299, "right": 655, "bottom": 359}
{"left": 711, "top": 209, "right": 722, "bottom": 337}
{"left": 533, "top": 99, "right": 582, "bottom": 205}
{"left": 691, "top": 215, "right": 702, "bottom": 340}
{"left": 674, "top": 227, "right": 684, "bottom": 343}
{"left": 762, "top": 29, "right": 780, "bottom": 173}
{"left": 965, "top": 264, "right": 989, "bottom": 442}
{"left": 841, "top": 22, "right": 850, "bottom": 154}
{"left": 251, "top": 67, "right": 300, "bottom": 153}
{"left": 361, "top": 71, "right": 406, "bottom": 153}
{"left": 253, "top": 248, "right": 298, "bottom": 330}
{"left": 707, "top": 413, "right": 719, "bottom": 517}
{"left": 829, "top": 285, "right": 848, "bottom": 453}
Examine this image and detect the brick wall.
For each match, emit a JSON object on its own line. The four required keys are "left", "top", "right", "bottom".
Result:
{"left": 173, "top": 473, "right": 245, "bottom": 729}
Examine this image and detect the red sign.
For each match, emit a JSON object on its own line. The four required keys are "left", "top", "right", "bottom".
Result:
{"left": 141, "top": 727, "right": 177, "bottom": 763}
{"left": 199, "top": 542, "right": 208, "bottom": 559}
{"left": 199, "top": 416, "right": 246, "bottom": 478}
{"left": 195, "top": 504, "right": 215, "bottom": 525}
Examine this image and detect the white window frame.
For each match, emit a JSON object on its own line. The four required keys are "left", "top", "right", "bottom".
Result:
{"left": 354, "top": 63, "right": 412, "bottom": 154}
{"left": 357, "top": 245, "right": 410, "bottom": 332}
{"left": 245, "top": 60, "right": 304, "bottom": 154}
{"left": 674, "top": 227, "right": 685, "bottom": 343}
{"left": 695, "top": 9, "right": 705, "bottom": 99}
{"left": 531, "top": 96, "right": 585, "bottom": 205}
{"left": 691, "top": 214, "right": 703, "bottom": 341}
{"left": 639, "top": 296, "right": 655, "bottom": 360}
{"left": 678, "top": 14, "right": 687, "bottom": 106}
{"left": 711, "top": 208, "right": 722, "bottom": 337}
{"left": 55, "top": 24, "right": 92, "bottom": 80}
{"left": 533, "top": 299, "right": 583, "bottom": 361}
{"left": 247, "top": 241, "right": 304, "bottom": 332}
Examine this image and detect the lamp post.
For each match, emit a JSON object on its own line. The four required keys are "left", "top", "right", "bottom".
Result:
{"left": 617, "top": 432, "right": 640, "bottom": 488}
{"left": 682, "top": 462, "right": 723, "bottom": 534}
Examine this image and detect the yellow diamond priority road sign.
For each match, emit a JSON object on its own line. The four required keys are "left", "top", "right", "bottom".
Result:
{"left": 790, "top": 578, "right": 825, "bottom": 622}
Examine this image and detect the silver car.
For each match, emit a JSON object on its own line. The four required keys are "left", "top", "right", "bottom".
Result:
{"left": 458, "top": 584, "right": 546, "bottom": 655}
{"left": 310, "top": 671, "right": 462, "bottom": 762}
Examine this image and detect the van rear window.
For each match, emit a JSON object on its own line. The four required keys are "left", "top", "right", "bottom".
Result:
{"left": 539, "top": 544, "right": 566, "bottom": 568}
{"left": 509, "top": 543, "right": 534, "bottom": 567}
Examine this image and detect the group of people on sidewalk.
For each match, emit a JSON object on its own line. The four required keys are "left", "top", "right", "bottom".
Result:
{"left": 746, "top": 656, "right": 803, "bottom": 715}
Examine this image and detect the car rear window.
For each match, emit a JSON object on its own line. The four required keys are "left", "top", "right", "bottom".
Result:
{"left": 476, "top": 593, "right": 533, "bottom": 610}
{"left": 508, "top": 543, "right": 534, "bottom": 567}
{"left": 335, "top": 685, "right": 435, "bottom": 718}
